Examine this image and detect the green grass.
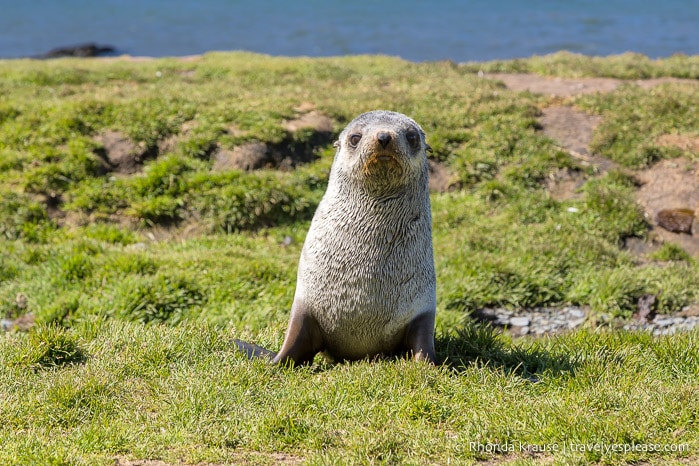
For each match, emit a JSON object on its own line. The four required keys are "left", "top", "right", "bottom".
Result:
{"left": 1, "top": 321, "right": 696, "bottom": 465}
{"left": 1, "top": 51, "right": 699, "bottom": 464}
{"left": 461, "top": 50, "right": 699, "bottom": 79}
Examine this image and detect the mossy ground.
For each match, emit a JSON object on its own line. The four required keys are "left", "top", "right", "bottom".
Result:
{"left": 1, "top": 51, "right": 698, "bottom": 464}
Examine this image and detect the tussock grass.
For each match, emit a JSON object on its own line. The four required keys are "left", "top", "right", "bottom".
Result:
{"left": 1, "top": 52, "right": 699, "bottom": 463}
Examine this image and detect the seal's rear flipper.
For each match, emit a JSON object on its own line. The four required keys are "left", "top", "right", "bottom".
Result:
{"left": 234, "top": 339, "right": 277, "bottom": 360}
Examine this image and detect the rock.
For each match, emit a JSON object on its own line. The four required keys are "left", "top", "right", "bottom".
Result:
{"left": 472, "top": 305, "right": 695, "bottom": 337}
{"left": 653, "top": 317, "right": 672, "bottom": 328}
{"left": 40, "top": 43, "right": 116, "bottom": 58}
{"left": 656, "top": 208, "right": 695, "bottom": 234}
{"left": 1, "top": 314, "right": 35, "bottom": 332}
{"left": 509, "top": 317, "right": 530, "bottom": 327}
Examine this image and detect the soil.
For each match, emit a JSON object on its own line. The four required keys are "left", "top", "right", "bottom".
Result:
{"left": 281, "top": 109, "right": 333, "bottom": 133}
{"left": 94, "top": 130, "right": 152, "bottom": 174}
{"left": 636, "top": 159, "right": 699, "bottom": 256}
{"left": 213, "top": 141, "right": 270, "bottom": 171}
{"left": 428, "top": 159, "right": 460, "bottom": 193}
{"left": 482, "top": 72, "right": 697, "bottom": 96}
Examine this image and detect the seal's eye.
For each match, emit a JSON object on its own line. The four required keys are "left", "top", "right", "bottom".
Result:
{"left": 349, "top": 133, "right": 362, "bottom": 148}
{"left": 405, "top": 130, "right": 420, "bottom": 149}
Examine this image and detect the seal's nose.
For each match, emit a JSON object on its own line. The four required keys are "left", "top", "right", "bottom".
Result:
{"left": 377, "top": 132, "right": 392, "bottom": 148}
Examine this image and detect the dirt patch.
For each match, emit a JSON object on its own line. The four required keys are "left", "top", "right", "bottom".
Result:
{"left": 94, "top": 130, "right": 152, "bottom": 174}
{"left": 428, "top": 159, "right": 460, "bottom": 193}
{"left": 481, "top": 73, "right": 699, "bottom": 97}
{"left": 483, "top": 73, "right": 621, "bottom": 96}
{"left": 158, "top": 121, "right": 202, "bottom": 155}
{"left": 213, "top": 142, "right": 270, "bottom": 171}
{"left": 656, "top": 133, "right": 699, "bottom": 153}
{"left": 539, "top": 106, "right": 602, "bottom": 157}
{"left": 635, "top": 158, "right": 699, "bottom": 257}
{"left": 538, "top": 106, "right": 615, "bottom": 200}
{"left": 282, "top": 110, "right": 334, "bottom": 133}
{"left": 544, "top": 167, "right": 586, "bottom": 201}
{"left": 212, "top": 109, "right": 335, "bottom": 172}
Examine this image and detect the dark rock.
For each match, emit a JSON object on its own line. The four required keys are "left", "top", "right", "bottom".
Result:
{"left": 656, "top": 208, "right": 695, "bottom": 234}
{"left": 40, "top": 43, "right": 116, "bottom": 58}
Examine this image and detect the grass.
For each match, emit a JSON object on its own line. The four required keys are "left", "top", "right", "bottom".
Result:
{"left": 461, "top": 50, "right": 699, "bottom": 79}
{"left": 1, "top": 321, "right": 697, "bottom": 465}
{"left": 1, "top": 51, "right": 698, "bottom": 464}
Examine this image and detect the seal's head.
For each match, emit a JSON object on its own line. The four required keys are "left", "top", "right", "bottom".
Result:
{"left": 332, "top": 110, "right": 431, "bottom": 194}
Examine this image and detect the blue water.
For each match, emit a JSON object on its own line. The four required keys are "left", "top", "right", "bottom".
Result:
{"left": 1, "top": 0, "right": 698, "bottom": 61}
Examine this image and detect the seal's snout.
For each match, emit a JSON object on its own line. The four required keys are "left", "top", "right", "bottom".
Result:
{"left": 377, "top": 132, "right": 392, "bottom": 148}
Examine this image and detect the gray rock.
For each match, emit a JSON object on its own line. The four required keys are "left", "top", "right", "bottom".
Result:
{"left": 510, "top": 317, "right": 531, "bottom": 327}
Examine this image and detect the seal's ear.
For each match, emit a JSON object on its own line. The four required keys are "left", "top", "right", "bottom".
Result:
{"left": 333, "top": 140, "right": 340, "bottom": 148}
{"left": 425, "top": 143, "right": 433, "bottom": 153}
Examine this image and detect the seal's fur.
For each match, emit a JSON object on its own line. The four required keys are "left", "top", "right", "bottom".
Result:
{"left": 238, "top": 110, "right": 437, "bottom": 365}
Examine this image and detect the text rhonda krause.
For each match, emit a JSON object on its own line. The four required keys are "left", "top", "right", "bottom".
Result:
{"left": 469, "top": 441, "right": 690, "bottom": 454}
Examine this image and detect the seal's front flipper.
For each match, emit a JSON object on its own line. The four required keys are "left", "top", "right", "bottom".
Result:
{"left": 404, "top": 311, "right": 437, "bottom": 364}
{"left": 234, "top": 339, "right": 277, "bottom": 360}
{"left": 273, "top": 300, "right": 323, "bottom": 366}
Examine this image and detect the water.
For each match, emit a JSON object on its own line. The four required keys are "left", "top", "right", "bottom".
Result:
{"left": 1, "top": 0, "right": 698, "bottom": 61}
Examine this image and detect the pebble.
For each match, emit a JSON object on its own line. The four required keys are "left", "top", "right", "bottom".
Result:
{"left": 509, "top": 317, "right": 530, "bottom": 327}
{"left": 473, "top": 306, "right": 699, "bottom": 337}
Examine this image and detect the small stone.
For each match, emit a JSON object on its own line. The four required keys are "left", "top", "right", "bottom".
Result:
{"left": 653, "top": 317, "right": 673, "bottom": 327}
{"left": 656, "top": 208, "right": 695, "bottom": 234}
{"left": 509, "top": 317, "right": 531, "bottom": 327}
{"left": 568, "top": 308, "right": 585, "bottom": 319}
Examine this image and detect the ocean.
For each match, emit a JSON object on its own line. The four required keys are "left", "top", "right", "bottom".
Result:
{"left": 1, "top": 0, "right": 698, "bottom": 61}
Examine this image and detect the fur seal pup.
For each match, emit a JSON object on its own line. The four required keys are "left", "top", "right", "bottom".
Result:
{"left": 237, "top": 110, "right": 436, "bottom": 365}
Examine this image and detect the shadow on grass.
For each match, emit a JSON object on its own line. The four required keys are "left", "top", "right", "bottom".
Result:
{"left": 436, "top": 321, "right": 578, "bottom": 380}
